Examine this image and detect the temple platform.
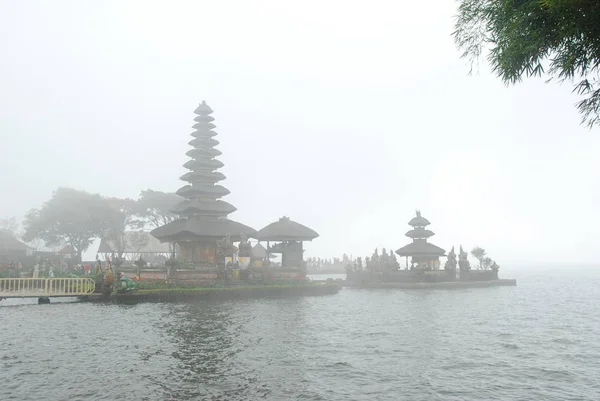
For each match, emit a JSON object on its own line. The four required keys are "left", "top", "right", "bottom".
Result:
{"left": 315, "top": 278, "right": 516, "bottom": 289}
{"left": 77, "top": 283, "right": 340, "bottom": 304}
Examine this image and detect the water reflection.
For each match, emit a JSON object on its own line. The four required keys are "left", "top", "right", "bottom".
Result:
{"left": 160, "top": 299, "right": 311, "bottom": 400}
{"left": 5, "top": 275, "right": 597, "bottom": 401}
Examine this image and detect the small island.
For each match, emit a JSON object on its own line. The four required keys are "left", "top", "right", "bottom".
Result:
{"left": 345, "top": 211, "right": 516, "bottom": 289}
{"left": 87, "top": 101, "right": 339, "bottom": 303}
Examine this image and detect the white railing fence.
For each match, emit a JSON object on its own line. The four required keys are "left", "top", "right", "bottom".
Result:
{"left": 0, "top": 278, "right": 95, "bottom": 297}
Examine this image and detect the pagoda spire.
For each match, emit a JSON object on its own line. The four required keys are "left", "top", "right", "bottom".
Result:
{"left": 172, "top": 101, "right": 237, "bottom": 219}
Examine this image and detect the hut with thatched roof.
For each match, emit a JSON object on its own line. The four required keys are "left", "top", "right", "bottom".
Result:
{"left": 250, "top": 243, "right": 276, "bottom": 267}
{"left": 151, "top": 101, "right": 256, "bottom": 266}
{"left": 0, "top": 230, "right": 32, "bottom": 263}
{"left": 254, "top": 217, "right": 319, "bottom": 268}
{"left": 395, "top": 210, "right": 446, "bottom": 270}
{"left": 97, "top": 232, "right": 173, "bottom": 264}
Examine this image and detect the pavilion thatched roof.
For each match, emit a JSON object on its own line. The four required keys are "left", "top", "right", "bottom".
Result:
{"left": 254, "top": 217, "right": 319, "bottom": 241}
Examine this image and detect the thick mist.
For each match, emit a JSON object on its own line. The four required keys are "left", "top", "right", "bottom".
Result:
{"left": 1, "top": 0, "right": 599, "bottom": 264}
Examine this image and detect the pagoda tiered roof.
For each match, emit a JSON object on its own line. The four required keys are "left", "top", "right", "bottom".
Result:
{"left": 151, "top": 218, "right": 255, "bottom": 242}
{"left": 405, "top": 227, "right": 435, "bottom": 239}
{"left": 396, "top": 240, "right": 446, "bottom": 257}
{"left": 151, "top": 101, "right": 255, "bottom": 242}
{"left": 395, "top": 211, "right": 445, "bottom": 258}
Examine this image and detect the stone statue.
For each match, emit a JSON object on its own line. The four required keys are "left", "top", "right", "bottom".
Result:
{"left": 490, "top": 261, "right": 499, "bottom": 279}
{"left": 458, "top": 245, "right": 471, "bottom": 273}
{"left": 444, "top": 246, "right": 457, "bottom": 272}
{"left": 389, "top": 250, "right": 400, "bottom": 270}
{"left": 380, "top": 248, "right": 389, "bottom": 270}
{"left": 217, "top": 234, "right": 235, "bottom": 268}
{"left": 371, "top": 248, "right": 380, "bottom": 271}
{"left": 238, "top": 233, "right": 252, "bottom": 257}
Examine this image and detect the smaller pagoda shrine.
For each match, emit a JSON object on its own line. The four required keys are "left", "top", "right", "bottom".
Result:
{"left": 395, "top": 211, "right": 446, "bottom": 270}
{"left": 254, "top": 217, "right": 319, "bottom": 269}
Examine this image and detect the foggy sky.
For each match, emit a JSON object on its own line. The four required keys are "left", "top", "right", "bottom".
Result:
{"left": 1, "top": 0, "right": 599, "bottom": 264}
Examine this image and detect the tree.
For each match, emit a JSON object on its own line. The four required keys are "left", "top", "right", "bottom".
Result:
{"left": 470, "top": 246, "right": 487, "bottom": 270}
{"left": 482, "top": 256, "right": 493, "bottom": 270}
{"left": 22, "top": 188, "right": 122, "bottom": 262}
{"left": 0, "top": 217, "right": 20, "bottom": 237}
{"left": 133, "top": 190, "right": 182, "bottom": 230}
{"left": 454, "top": 0, "right": 600, "bottom": 127}
{"left": 389, "top": 249, "right": 400, "bottom": 270}
{"left": 103, "top": 197, "right": 141, "bottom": 261}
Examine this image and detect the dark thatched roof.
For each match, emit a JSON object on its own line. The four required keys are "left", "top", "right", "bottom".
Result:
{"left": 57, "top": 245, "right": 76, "bottom": 254}
{"left": 254, "top": 217, "right": 319, "bottom": 241}
{"left": 408, "top": 210, "right": 431, "bottom": 227}
{"left": 171, "top": 199, "right": 237, "bottom": 216}
{"left": 151, "top": 218, "right": 256, "bottom": 242}
{"left": 180, "top": 170, "right": 226, "bottom": 184}
{"left": 252, "top": 243, "right": 268, "bottom": 258}
{"left": 186, "top": 148, "right": 221, "bottom": 159}
{"left": 183, "top": 158, "right": 224, "bottom": 171}
{"left": 193, "top": 114, "right": 214, "bottom": 123}
{"left": 251, "top": 243, "right": 275, "bottom": 259}
{"left": 0, "top": 230, "right": 31, "bottom": 252}
{"left": 176, "top": 184, "right": 230, "bottom": 199}
{"left": 395, "top": 240, "right": 446, "bottom": 257}
{"left": 194, "top": 100, "right": 213, "bottom": 115}
{"left": 405, "top": 228, "right": 435, "bottom": 239}
{"left": 192, "top": 122, "right": 216, "bottom": 130}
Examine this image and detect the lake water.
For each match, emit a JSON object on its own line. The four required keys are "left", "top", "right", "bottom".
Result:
{"left": 2, "top": 266, "right": 600, "bottom": 400}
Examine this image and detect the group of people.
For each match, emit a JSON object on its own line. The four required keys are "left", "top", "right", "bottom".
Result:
{"left": 28, "top": 261, "right": 94, "bottom": 278}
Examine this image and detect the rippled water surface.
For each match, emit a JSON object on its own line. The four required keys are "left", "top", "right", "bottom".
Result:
{"left": 2, "top": 267, "right": 600, "bottom": 400}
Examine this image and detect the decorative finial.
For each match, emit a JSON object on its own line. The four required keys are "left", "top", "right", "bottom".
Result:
{"left": 416, "top": 210, "right": 421, "bottom": 218}
{"left": 194, "top": 101, "right": 214, "bottom": 115}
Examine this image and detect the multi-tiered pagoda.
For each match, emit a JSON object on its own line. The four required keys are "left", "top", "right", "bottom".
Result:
{"left": 151, "top": 101, "right": 256, "bottom": 265}
{"left": 395, "top": 210, "right": 446, "bottom": 270}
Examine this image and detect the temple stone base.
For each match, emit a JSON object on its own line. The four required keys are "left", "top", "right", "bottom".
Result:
{"left": 344, "top": 278, "right": 517, "bottom": 289}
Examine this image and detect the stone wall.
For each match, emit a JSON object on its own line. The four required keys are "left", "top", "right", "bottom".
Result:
{"left": 347, "top": 270, "right": 457, "bottom": 283}
{"left": 460, "top": 270, "right": 499, "bottom": 281}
